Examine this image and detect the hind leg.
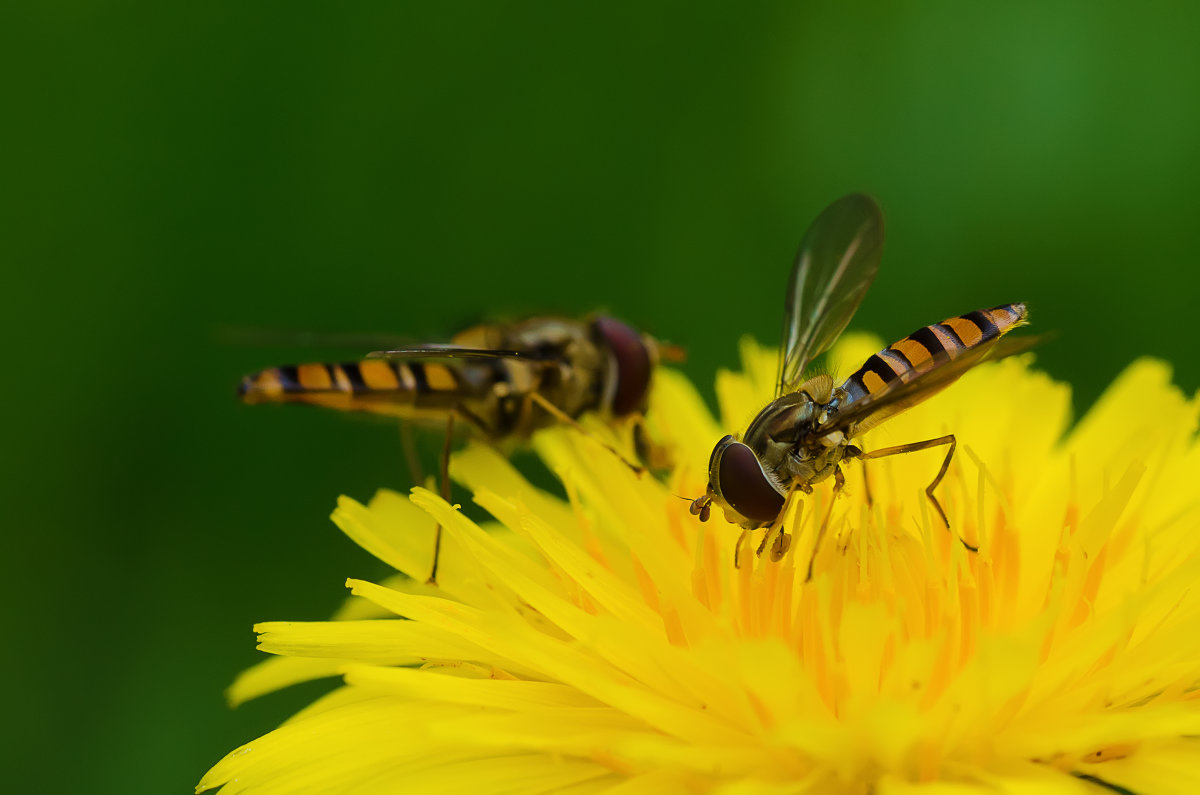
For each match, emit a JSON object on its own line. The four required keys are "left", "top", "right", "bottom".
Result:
{"left": 856, "top": 434, "right": 974, "bottom": 551}
{"left": 426, "top": 414, "right": 456, "bottom": 585}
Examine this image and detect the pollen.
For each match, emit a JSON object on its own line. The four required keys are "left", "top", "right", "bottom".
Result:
{"left": 201, "top": 333, "right": 1200, "bottom": 794}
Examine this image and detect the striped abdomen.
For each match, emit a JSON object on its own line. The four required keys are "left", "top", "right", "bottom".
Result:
{"left": 238, "top": 360, "right": 492, "bottom": 417}
{"left": 842, "top": 303, "right": 1028, "bottom": 402}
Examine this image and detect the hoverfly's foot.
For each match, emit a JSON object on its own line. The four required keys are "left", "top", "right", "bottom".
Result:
{"left": 931, "top": 488, "right": 978, "bottom": 555}
{"left": 527, "top": 390, "right": 645, "bottom": 476}
{"left": 733, "top": 528, "right": 750, "bottom": 569}
{"left": 752, "top": 526, "right": 793, "bottom": 563}
{"left": 615, "top": 455, "right": 647, "bottom": 479}
{"left": 770, "top": 530, "right": 791, "bottom": 562}
{"left": 426, "top": 523, "right": 444, "bottom": 587}
{"left": 612, "top": 453, "right": 648, "bottom": 479}
{"left": 754, "top": 526, "right": 775, "bottom": 558}
{"left": 632, "top": 419, "right": 674, "bottom": 473}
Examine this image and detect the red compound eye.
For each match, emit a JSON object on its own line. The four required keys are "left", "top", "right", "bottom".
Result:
{"left": 594, "top": 316, "right": 652, "bottom": 416}
{"left": 710, "top": 438, "right": 784, "bottom": 524}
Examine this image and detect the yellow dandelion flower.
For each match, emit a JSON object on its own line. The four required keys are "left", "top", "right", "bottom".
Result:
{"left": 201, "top": 335, "right": 1200, "bottom": 794}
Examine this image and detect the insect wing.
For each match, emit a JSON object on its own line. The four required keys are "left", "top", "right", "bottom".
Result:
{"left": 366, "top": 344, "right": 564, "bottom": 362}
{"left": 777, "top": 193, "right": 885, "bottom": 395}
{"left": 827, "top": 333, "right": 1042, "bottom": 436}
{"left": 217, "top": 325, "right": 424, "bottom": 351}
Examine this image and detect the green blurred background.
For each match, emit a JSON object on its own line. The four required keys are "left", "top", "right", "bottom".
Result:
{"left": 7, "top": 2, "right": 1198, "bottom": 791}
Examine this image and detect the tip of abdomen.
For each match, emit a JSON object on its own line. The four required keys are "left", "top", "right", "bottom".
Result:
{"left": 238, "top": 375, "right": 268, "bottom": 404}
{"left": 238, "top": 369, "right": 286, "bottom": 404}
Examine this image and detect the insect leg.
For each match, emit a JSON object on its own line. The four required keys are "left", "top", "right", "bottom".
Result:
{"left": 527, "top": 391, "right": 646, "bottom": 476}
{"left": 398, "top": 421, "right": 425, "bottom": 485}
{"left": 733, "top": 528, "right": 751, "bottom": 569}
{"left": 755, "top": 483, "right": 802, "bottom": 561}
{"left": 754, "top": 528, "right": 772, "bottom": 558}
{"left": 426, "top": 413, "right": 456, "bottom": 585}
{"left": 632, "top": 414, "right": 672, "bottom": 470}
{"left": 732, "top": 486, "right": 797, "bottom": 569}
{"left": 857, "top": 434, "right": 974, "bottom": 550}
{"left": 804, "top": 465, "right": 846, "bottom": 582}
{"left": 845, "top": 443, "right": 873, "bottom": 509}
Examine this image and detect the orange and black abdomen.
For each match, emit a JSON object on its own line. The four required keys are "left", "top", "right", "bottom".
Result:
{"left": 238, "top": 360, "right": 484, "bottom": 417}
{"left": 843, "top": 303, "right": 1028, "bottom": 402}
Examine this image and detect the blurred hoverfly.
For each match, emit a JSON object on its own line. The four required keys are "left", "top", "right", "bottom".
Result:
{"left": 688, "top": 194, "right": 1033, "bottom": 577}
{"left": 240, "top": 315, "right": 672, "bottom": 582}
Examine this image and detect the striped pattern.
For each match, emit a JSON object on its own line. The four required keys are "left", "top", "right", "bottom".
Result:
{"left": 238, "top": 360, "right": 471, "bottom": 416}
{"left": 842, "top": 303, "right": 1027, "bottom": 402}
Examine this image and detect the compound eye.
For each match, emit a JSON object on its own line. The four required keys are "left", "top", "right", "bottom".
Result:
{"left": 711, "top": 439, "right": 784, "bottom": 524}
{"left": 594, "top": 316, "right": 652, "bottom": 416}
{"left": 709, "top": 434, "right": 735, "bottom": 470}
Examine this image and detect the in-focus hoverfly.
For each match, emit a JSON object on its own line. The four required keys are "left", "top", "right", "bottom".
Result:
{"left": 240, "top": 315, "right": 672, "bottom": 582}
{"left": 689, "top": 194, "right": 1033, "bottom": 577}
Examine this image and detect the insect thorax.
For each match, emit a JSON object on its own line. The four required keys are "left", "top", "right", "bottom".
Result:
{"left": 453, "top": 318, "right": 608, "bottom": 438}
{"left": 743, "top": 376, "right": 852, "bottom": 490}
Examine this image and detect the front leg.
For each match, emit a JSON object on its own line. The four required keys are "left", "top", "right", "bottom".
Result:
{"left": 804, "top": 465, "right": 847, "bottom": 582}
{"left": 734, "top": 483, "right": 801, "bottom": 569}
{"left": 526, "top": 392, "right": 645, "bottom": 476}
{"left": 753, "top": 482, "right": 810, "bottom": 562}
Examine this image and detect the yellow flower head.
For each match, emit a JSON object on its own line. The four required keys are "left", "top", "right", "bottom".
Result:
{"left": 202, "top": 335, "right": 1200, "bottom": 794}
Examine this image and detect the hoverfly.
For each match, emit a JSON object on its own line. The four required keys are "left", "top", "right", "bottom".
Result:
{"left": 689, "top": 194, "right": 1033, "bottom": 577}
{"left": 240, "top": 315, "right": 672, "bottom": 582}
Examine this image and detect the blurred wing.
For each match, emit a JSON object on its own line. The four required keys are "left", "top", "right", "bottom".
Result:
{"left": 777, "top": 194, "right": 885, "bottom": 395}
{"left": 216, "top": 325, "right": 422, "bottom": 351}
{"left": 366, "top": 344, "right": 563, "bottom": 363}
{"left": 828, "top": 333, "right": 1043, "bottom": 436}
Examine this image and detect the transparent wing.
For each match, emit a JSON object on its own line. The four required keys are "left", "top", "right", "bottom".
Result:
{"left": 777, "top": 194, "right": 885, "bottom": 395}
{"left": 366, "top": 344, "right": 564, "bottom": 363}
{"left": 216, "top": 325, "right": 422, "bottom": 351}
{"left": 827, "top": 333, "right": 1044, "bottom": 436}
